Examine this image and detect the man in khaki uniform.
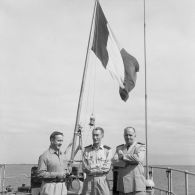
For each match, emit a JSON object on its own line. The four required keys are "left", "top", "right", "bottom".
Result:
{"left": 82, "top": 127, "right": 112, "bottom": 195}
{"left": 37, "top": 131, "right": 69, "bottom": 195}
{"left": 112, "top": 127, "right": 146, "bottom": 195}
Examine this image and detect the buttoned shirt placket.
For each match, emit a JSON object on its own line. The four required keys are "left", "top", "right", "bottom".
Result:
{"left": 93, "top": 146, "right": 99, "bottom": 195}
{"left": 54, "top": 151, "right": 62, "bottom": 166}
{"left": 50, "top": 149, "right": 63, "bottom": 168}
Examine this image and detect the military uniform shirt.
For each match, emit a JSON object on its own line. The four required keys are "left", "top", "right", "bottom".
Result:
{"left": 112, "top": 142, "right": 146, "bottom": 193}
{"left": 82, "top": 144, "right": 112, "bottom": 195}
{"left": 82, "top": 144, "right": 112, "bottom": 175}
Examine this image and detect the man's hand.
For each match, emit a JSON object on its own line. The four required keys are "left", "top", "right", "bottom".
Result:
{"left": 56, "top": 172, "right": 67, "bottom": 179}
{"left": 118, "top": 150, "right": 124, "bottom": 160}
{"left": 90, "top": 169, "right": 103, "bottom": 176}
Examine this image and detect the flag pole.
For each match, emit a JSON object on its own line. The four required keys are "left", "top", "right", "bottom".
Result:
{"left": 143, "top": 0, "right": 149, "bottom": 180}
{"left": 70, "top": 0, "right": 97, "bottom": 162}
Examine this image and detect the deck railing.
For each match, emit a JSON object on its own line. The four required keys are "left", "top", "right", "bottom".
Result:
{"left": 1, "top": 164, "right": 195, "bottom": 195}
{"left": 0, "top": 164, "right": 30, "bottom": 193}
{"left": 0, "top": 164, "right": 6, "bottom": 193}
{"left": 148, "top": 165, "right": 195, "bottom": 195}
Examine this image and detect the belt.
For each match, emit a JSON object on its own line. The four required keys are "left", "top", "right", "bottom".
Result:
{"left": 87, "top": 173, "right": 107, "bottom": 177}
{"left": 43, "top": 178, "right": 66, "bottom": 183}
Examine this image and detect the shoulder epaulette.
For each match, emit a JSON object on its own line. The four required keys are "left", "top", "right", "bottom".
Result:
{"left": 103, "top": 145, "right": 111, "bottom": 150}
{"left": 116, "top": 144, "right": 124, "bottom": 148}
{"left": 137, "top": 142, "right": 145, "bottom": 145}
{"left": 84, "top": 144, "right": 92, "bottom": 148}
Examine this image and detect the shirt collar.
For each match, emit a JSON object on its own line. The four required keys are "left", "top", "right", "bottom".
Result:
{"left": 92, "top": 144, "right": 104, "bottom": 150}
{"left": 49, "top": 147, "right": 62, "bottom": 155}
{"left": 125, "top": 141, "right": 137, "bottom": 149}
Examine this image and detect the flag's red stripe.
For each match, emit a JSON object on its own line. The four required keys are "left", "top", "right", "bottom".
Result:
{"left": 119, "top": 48, "right": 139, "bottom": 102}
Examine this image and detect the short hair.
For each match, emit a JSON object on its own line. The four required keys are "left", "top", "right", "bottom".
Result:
{"left": 93, "top": 127, "right": 104, "bottom": 135}
{"left": 50, "top": 131, "right": 64, "bottom": 141}
{"left": 124, "top": 126, "right": 136, "bottom": 134}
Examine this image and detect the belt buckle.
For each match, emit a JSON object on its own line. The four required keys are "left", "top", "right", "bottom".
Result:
{"left": 56, "top": 179, "right": 64, "bottom": 183}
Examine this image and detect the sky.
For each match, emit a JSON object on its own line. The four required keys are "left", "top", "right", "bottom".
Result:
{"left": 0, "top": 0, "right": 195, "bottom": 165}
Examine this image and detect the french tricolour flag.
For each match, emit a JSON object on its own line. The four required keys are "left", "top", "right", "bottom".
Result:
{"left": 91, "top": 1, "right": 139, "bottom": 102}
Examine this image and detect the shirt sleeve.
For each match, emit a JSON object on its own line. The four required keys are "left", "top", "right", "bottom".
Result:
{"left": 112, "top": 149, "right": 119, "bottom": 162}
{"left": 112, "top": 148, "right": 126, "bottom": 167}
{"left": 37, "top": 155, "right": 63, "bottom": 178}
{"left": 122, "top": 145, "right": 146, "bottom": 165}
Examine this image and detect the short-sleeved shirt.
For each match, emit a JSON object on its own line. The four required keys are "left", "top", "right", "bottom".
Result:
{"left": 82, "top": 144, "right": 112, "bottom": 175}
{"left": 82, "top": 144, "right": 112, "bottom": 195}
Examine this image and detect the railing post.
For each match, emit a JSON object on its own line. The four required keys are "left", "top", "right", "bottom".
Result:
{"left": 166, "top": 168, "right": 172, "bottom": 195}
{"left": 146, "top": 167, "right": 155, "bottom": 195}
{"left": 185, "top": 171, "right": 189, "bottom": 195}
{"left": 0, "top": 165, "right": 1, "bottom": 193}
{"left": 0, "top": 164, "right": 5, "bottom": 194}
{"left": 170, "top": 169, "right": 172, "bottom": 195}
{"left": 166, "top": 168, "right": 169, "bottom": 195}
{"left": 3, "top": 165, "right": 6, "bottom": 194}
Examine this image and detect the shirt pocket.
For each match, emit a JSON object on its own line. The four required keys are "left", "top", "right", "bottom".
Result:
{"left": 97, "top": 152, "right": 107, "bottom": 167}
{"left": 85, "top": 154, "right": 94, "bottom": 167}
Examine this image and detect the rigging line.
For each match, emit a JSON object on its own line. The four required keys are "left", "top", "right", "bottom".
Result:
{"left": 83, "top": 0, "right": 98, "bottom": 123}
{"left": 92, "top": 58, "right": 97, "bottom": 115}
{"left": 82, "top": 67, "right": 96, "bottom": 146}
{"left": 143, "top": 0, "right": 149, "bottom": 180}
{"left": 91, "top": 0, "right": 100, "bottom": 116}
{"left": 70, "top": 0, "right": 97, "bottom": 161}
{"left": 83, "top": 126, "right": 93, "bottom": 148}
{"left": 73, "top": 53, "right": 93, "bottom": 155}
{"left": 82, "top": 1, "right": 98, "bottom": 136}
{"left": 83, "top": 56, "right": 93, "bottom": 129}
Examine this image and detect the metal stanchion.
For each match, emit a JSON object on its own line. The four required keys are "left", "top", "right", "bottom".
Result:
{"left": 166, "top": 168, "right": 172, "bottom": 195}
{"left": 185, "top": 171, "right": 189, "bottom": 195}
{"left": 146, "top": 169, "right": 155, "bottom": 195}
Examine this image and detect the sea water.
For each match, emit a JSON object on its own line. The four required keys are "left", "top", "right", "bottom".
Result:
{"left": 1, "top": 164, "right": 195, "bottom": 195}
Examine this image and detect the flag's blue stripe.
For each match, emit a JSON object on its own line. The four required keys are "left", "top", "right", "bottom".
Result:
{"left": 92, "top": 2, "right": 109, "bottom": 68}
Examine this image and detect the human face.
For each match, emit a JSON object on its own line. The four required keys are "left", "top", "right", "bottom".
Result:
{"left": 124, "top": 128, "right": 136, "bottom": 145}
{"left": 92, "top": 129, "right": 103, "bottom": 145}
{"left": 51, "top": 135, "right": 64, "bottom": 151}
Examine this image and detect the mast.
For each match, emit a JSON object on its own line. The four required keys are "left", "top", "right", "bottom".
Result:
{"left": 143, "top": 0, "right": 149, "bottom": 179}
{"left": 70, "top": 0, "right": 97, "bottom": 162}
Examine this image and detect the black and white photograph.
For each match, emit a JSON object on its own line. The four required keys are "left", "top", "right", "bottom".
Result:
{"left": 0, "top": 0, "right": 194, "bottom": 195}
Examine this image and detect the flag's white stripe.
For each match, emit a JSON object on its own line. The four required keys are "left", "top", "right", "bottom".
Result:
{"left": 106, "top": 25, "right": 125, "bottom": 88}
